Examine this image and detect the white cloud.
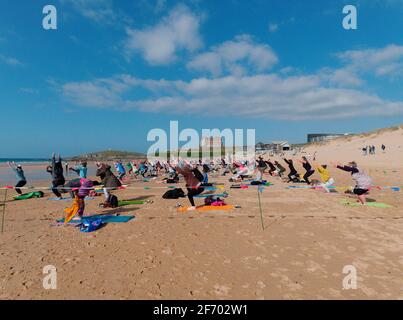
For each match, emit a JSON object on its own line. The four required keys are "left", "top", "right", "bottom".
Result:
{"left": 125, "top": 5, "right": 203, "bottom": 65}
{"left": 187, "top": 35, "right": 278, "bottom": 76}
{"left": 0, "top": 54, "right": 23, "bottom": 66}
{"left": 337, "top": 44, "right": 403, "bottom": 78}
{"left": 319, "top": 67, "right": 364, "bottom": 87}
{"left": 60, "top": 73, "right": 403, "bottom": 120}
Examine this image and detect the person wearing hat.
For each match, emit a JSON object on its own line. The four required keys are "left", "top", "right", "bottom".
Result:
{"left": 334, "top": 161, "right": 373, "bottom": 205}
{"left": 8, "top": 161, "right": 27, "bottom": 195}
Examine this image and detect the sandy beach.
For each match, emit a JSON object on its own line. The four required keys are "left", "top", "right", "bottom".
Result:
{"left": 1, "top": 127, "right": 403, "bottom": 300}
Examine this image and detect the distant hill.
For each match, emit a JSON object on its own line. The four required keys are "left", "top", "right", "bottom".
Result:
{"left": 68, "top": 150, "right": 146, "bottom": 161}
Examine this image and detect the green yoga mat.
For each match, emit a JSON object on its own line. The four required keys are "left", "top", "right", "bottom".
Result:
{"left": 57, "top": 215, "right": 135, "bottom": 224}
{"left": 118, "top": 200, "right": 147, "bottom": 206}
{"left": 341, "top": 200, "right": 393, "bottom": 208}
{"left": 14, "top": 192, "right": 44, "bottom": 200}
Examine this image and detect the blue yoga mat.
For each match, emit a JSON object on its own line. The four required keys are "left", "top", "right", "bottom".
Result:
{"left": 57, "top": 215, "right": 135, "bottom": 224}
{"left": 48, "top": 197, "right": 95, "bottom": 201}
{"left": 202, "top": 186, "right": 218, "bottom": 191}
{"left": 194, "top": 193, "right": 227, "bottom": 198}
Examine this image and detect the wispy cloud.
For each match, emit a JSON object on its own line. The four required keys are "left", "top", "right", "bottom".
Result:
{"left": 267, "top": 17, "right": 295, "bottom": 34}
{"left": 0, "top": 54, "right": 23, "bottom": 66}
{"left": 61, "top": 0, "right": 119, "bottom": 24}
{"left": 124, "top": 4, "right": 203, "bottom": 65}
{"left": 268, "top": 23, "right": 279, "bottom": 33}
{"left": 20, "top": 88, "right": 39, "bottom": 94}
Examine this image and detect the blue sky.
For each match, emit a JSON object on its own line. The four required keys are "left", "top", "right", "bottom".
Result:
{"left": 1, "top": 0, "right": 403, "bottom": 157}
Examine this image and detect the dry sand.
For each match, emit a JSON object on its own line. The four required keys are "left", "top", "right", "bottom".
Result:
{"left": 1, "top": 127, "right": 403, "bottom": 300}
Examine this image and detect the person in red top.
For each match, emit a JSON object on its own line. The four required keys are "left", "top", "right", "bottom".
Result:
{"left": 174, "top": 162, "right": 204, "bottom": 210}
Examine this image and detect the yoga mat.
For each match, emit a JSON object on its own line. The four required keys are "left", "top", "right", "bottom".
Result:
{"left": 14, "top": 192, "right": 44, "bottom": 201}
{"left": 177, "top": 205, "right": 235, "bottom": 213}
{"left": 341, "top": 200, "right": 393, "bottom": 208}
{"left": 48, "top": 197, "right": 95, "bottom": 201}
{"left": 201, "top": 186, "right": 218, "bottom": 191}
{"left": 118, "top": 200, "right": 147, "bottom": 206}
{"left": 57, "top": 215, "right": 135, "bottom": 224}
{"left": 194, "top": 193, "right": 228, "bottom": 199}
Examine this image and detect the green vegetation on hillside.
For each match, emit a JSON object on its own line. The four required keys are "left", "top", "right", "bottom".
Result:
{"left": 69, "top": 150, "right": 145, "bottom": 160}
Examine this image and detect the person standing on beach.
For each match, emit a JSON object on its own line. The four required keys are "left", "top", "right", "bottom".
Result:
{"left": 297, "top": 157, "right": 315, "bottom": 185}
{"left": 266, "top": 160, "right": 278, "bottom": 176}
{"left": 334, "top": 161, "right": 372, "bottom": 205}
{"left": 274, "top": 161, "right": 286, "bottom": 178}
{"left": 175, "top": 162, "right": 204, "bottom": 211}
{"left": 46, "top": 153, "right": 65, "bottom": 200}
{"left": 284, "top": 158, "right": 299, "bottom": 183}
{"left": 96, "top": 162, "right": 122, "bottom": 205}
{"left": 381, "top": 144, "right": 386, "bottom": 153}
{"left": 7, "top": 161, "right": 27, "bottom": 195}
{"left": 64, "top": 162, "right": 69, "bottom": 176}
{"left": 69, "top": 161, "right": 88, "bottom": 179}
{"left": 114, "top": 161, "right": 126, "bottom": 180}
{"left": 313, "top": 162, "right": 334, "bottom": 193}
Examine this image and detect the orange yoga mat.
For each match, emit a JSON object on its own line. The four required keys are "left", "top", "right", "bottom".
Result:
{"left": 177, "top": 205, "right": 235, "bottom": 213}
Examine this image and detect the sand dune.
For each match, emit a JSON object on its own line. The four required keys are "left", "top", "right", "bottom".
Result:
{"left": 305, "top": 125, "right": 403, "bottom": 168}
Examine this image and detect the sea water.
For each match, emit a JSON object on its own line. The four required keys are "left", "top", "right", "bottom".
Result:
{"left": 0, "top": 159, "right": 97, "bottom": 185}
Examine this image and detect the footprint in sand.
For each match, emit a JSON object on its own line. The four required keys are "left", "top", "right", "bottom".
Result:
{"left": 213, "top": 285, "right": 231, "bottom": 297}
{"left": 257, "top": 281, "right": 266, "bottom": 289}
{"left": 162, "top": 247, "right": 173, "bottom": 256}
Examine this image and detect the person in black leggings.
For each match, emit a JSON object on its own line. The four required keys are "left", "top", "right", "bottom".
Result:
{"left": 265, "top": 160, "right": 277, "bottom": 176}
{"left": 284, "top": 158, "right": 299, "bottom": 183}
{"left": 46, "top": 153, "right": 65, "bottom": 199}
{"left": 274, "top": 161, "right": 286, "bottom": 177}
{"left": 175, "top": 163, "right": 204, "bottom": 210}
{"left": 298, "top": 157, "right": 315, "bottom": 185}
{"left": 8, "top": 162, "right": 27, "bottom": 195}
{"left": 187, "top": 187, "right": 205, "bottom": 206}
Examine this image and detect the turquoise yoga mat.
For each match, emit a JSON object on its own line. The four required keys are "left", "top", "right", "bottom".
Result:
{"left": 48, "top": 197, "right": 95, "bottom": 201}
{"left": 194, "top": 193, "right": 228, "bottom": 198}
{"left": 57, "top": 215, "right": 135, "bottom": 224}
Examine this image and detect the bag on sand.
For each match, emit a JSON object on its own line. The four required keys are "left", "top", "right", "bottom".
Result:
{"left": 162, "top": 188, "right": 185, "bottom": 199}
{"left": 205, "top": 196, "right": 226, "bottom": 206}
{"left": 100, "top": 194, "right": 119, "bottom": 208}
{"left": 80, "top": 219, "right": 104, "bottom": 233}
